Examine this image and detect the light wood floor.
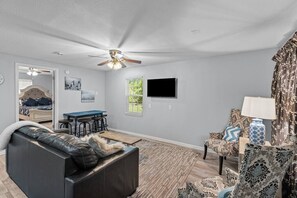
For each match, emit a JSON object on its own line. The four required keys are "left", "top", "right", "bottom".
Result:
{"left": 0, "top": 139, "right": 237, "bottom": 198}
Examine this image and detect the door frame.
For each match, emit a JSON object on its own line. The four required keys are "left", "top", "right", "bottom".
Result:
{"left": 15, "top": 63, "right": 59, "bottom": 129}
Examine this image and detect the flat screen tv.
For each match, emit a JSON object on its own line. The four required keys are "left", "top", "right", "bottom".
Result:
{"left": 147, "top": 78, "right": 177, "bottom": 98}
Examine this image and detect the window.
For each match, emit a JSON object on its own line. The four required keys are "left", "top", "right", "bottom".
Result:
{"left": 19, "top": 79, "right": 32, "bottom": 93}
{"left": 126, "top": 78, "right": 143, "bottom": 115}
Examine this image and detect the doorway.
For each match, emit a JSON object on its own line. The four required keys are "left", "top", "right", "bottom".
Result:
{"left": 15, "top": 64, "right": 58, "bottom": 130}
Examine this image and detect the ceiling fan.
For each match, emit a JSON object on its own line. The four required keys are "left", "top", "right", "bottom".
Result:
{"left": 91, "top": 49, "right": 142, "bottom": 70}
{"left": 26, "top": 67, "right": 51, "bottom": 76}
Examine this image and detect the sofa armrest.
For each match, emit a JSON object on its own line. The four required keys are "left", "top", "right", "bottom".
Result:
{"left": 209, "top": 132, "right": 223, "bottom": 139}
{"left": 225, "top": 168, "right": 239, "bottom": 187}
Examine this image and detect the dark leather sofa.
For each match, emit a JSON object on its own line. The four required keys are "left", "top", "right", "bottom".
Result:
{"left": 6, "top": 128, "right": 139, "bottom": 198}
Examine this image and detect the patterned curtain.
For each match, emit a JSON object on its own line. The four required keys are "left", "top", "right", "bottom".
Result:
{"left": 271, "top": 31, "right": 297, "bottom": 197}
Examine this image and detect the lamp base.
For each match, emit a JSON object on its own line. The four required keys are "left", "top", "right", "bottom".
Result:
{"left": 249, "top": 118, "right": 265, "bottom": 145}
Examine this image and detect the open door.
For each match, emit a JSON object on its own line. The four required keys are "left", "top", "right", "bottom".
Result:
{"left": 16, "top": 64, "right": 57, "bottom": 130}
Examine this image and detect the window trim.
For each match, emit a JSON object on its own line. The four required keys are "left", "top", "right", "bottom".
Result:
{"left": 125, "top": 77, "right": 143, "bottom": 117}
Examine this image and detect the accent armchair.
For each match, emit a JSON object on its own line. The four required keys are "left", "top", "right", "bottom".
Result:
{"left": 178, "top": 143, "right": 295, "bottom": 198}
{"left": 203, "top": 109, "right": 252, "bottom": 175}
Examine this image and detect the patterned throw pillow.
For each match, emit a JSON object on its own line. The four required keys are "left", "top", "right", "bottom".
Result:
{"left": 230, "top": 144, "right": 295, "bottom": 198}
{"left": 223, "top": 126, "right": 241, "bottom": 142}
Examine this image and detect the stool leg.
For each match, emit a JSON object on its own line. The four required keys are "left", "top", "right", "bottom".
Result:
{"left": 88, "top": 123, "right": 91, "bottom": 135}
{"left": 69, "top": 123, "right": 72, "bottom": 135}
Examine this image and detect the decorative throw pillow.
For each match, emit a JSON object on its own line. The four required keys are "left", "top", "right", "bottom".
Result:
{"left": 223, "top": 126, "right": 241, "bottom": 142}
{"left": 37, "top": 97, "right": 52, "bottom": 105}
{"left": 23, "top": 98, "right": 38, "bottom": 106}
{"left": 85, "top": 134, "right": 125, "bottom": 158}
{"left": 230, "top": 144, "right": 295, "bottom": 197}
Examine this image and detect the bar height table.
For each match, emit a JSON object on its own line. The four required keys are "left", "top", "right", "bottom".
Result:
{"left": 63, "top": 110, "right": 106, "bottom": 135}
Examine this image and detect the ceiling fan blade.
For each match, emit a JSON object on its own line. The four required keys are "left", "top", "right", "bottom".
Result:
{"left": 97, "top": 60, "right": 111, "bottom": 66}
{"left": 120, "top": 62, "right": 127, "bottom": 68}
{"left": 125, "top": 51, "right": 176, "bottom": 54}
{"left": 123, "top": 58, "right": 141, "bottom": 64}
{"left": 88, "top": 54, "right": 108, "bottom": 58}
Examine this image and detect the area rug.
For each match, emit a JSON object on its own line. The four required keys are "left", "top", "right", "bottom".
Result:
{"left": 131, "top": 139, "right": 200, "bottom": 198}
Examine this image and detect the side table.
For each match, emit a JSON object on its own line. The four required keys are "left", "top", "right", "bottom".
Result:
{"left": 238, "top": 137, "right": 271, "bottom": 171}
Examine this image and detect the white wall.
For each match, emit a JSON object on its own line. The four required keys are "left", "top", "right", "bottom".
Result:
{"left": 0, "top": 53, "right": 106, "bottom": 133}
{"left": 105, "top": 49, "right": 276, "bottom": 147}
{"left": 19, "top": 72, "right": 52, "bottom": 93}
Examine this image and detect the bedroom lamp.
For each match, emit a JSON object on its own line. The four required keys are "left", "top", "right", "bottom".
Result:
{"left": 241, "top": 96, "right": 276, "bottom": 145}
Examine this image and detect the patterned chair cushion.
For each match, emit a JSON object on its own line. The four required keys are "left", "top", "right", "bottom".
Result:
{"left": 230, "top": 144, "right": 295, "bottom": 197}
{"left": 205, "top": 139, "right": 239, "bottom": 157}
{"left": 228, "top": 109, "right": 252, "bottom": 138}
{"left": 178, "top": 177, "right": 225, "bottom": 198}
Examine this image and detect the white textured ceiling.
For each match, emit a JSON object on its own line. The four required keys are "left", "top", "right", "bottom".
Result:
{"left": 0, "top": 0, "right": 297, "bottom": 70}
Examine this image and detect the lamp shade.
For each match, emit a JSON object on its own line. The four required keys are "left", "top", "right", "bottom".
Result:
{"left": 241, "top": 96, "right": 276, "bottom": 120}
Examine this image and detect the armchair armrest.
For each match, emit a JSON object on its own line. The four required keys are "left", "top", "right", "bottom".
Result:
{"left": 209, "top": 132, "right": 223, "bottom": 139}
{"left": 225, "top": 168, "right": 239, "bottom": 187}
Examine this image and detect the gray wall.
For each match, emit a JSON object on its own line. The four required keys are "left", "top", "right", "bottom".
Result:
{"left": 105, "top": 49, "right": 276, "bottom": 147}
{"left": 19, "top": 72, "right": 52, "bottom": 93}
{"left": 0, "top": 53, "right": 106, "bottom": 133}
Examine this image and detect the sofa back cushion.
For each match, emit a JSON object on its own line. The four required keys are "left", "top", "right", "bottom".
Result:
{"left": 37, "top": 133, "right": 98, "bottom": 169}
{"left": 18, "top": 126, "right": 51, "bottom": 139}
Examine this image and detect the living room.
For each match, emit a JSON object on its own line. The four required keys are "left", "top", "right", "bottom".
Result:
{"left": 0, "top": 1, "right": 297, "bottom": 198}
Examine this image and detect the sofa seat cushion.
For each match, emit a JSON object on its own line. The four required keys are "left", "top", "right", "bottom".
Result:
{"left": 37, "top": 133, "right": 98, "bottom": 169}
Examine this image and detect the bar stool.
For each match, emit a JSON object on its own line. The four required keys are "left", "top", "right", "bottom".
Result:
{"left": 101, "top": 114, "right": 108, "bottom": 131}
{"left": 78, "top": 117, "right": 92, "bottom": 137}
{"left": 58, "top": 119, "right": 73, "bottom": 134}
{"left": 92, "top": 116, "right": 103, "bottom": 133}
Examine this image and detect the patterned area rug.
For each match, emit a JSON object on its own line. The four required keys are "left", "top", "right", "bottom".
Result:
{"left": 131, "top": 139, "right": 200, "bottom": 198}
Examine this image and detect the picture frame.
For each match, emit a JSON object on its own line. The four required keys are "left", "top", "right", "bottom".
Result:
{"left": 65, "top": 76, "right": 81, "bottom": 90}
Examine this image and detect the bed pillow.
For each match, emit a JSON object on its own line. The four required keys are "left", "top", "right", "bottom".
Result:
{"left": 23, "top": 98, "right": 38, "bottom": 106}
{"left": 84, "top": 134, "right": 125, "bottom": 158}
{"left": 223, "top": 126, "right": 241, "bottom": 142}
{"left": 37, "top": 97, "right": 52, "bottom": 105}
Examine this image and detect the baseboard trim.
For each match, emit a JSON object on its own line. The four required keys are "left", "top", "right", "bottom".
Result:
{"left": 109, "top": 128, "right": 210, "bottom": 152}
{"left": 0, "top": 149, "right": 5, "bottom": 155}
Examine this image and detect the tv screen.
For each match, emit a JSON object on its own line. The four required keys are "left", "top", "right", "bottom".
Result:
{"left": 147, "top": 78, "right": 177, "bottom": 98}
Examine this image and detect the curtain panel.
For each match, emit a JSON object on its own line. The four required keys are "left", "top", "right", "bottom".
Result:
{"left": 271, "top": 31, "right": 297, "bottom": 197}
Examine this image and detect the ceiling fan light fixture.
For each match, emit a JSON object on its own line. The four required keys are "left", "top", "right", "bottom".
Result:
{"left": 27, "top": 67, "right": 39, "bottom": 76}
{"left": 107, "top": 61, "right": 114, "bottom": 69}
{"left": 113, "top": 62, "right": 122, "bottom": 70}
{"left": 32, "top": 71, "right": 38, "bottom": 76}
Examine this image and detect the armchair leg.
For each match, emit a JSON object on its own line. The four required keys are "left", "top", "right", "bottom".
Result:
{"left": 219, "top": 156, "right": 224, "bottom": 175}
{"left": 203, "top": 145, "right": 208, "bottom": 160}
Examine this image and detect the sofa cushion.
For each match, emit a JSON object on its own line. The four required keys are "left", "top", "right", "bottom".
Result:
{"left": 85, "top": 134, "right": 125, "bottom": 158}
{"left": 18, "top": 126, "right": 51, "bottom": 139}
{"left": 37, "top": 133, "right": 98, "bottom": 169}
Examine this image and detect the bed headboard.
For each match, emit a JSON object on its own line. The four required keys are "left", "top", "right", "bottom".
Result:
{"left": 19, "top": 85, "right": 52, "bottom": 100}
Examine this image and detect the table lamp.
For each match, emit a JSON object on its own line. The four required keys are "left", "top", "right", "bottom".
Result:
{"left": 241, "top": 96, "right": 276, "bottom": 145}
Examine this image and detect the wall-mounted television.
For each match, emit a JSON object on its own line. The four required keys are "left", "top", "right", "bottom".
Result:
{"left": 147, "top": 78, "right": 177, "bottom": 98}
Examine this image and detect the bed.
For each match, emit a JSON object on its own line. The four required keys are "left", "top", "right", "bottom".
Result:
{"left": 19, "top": 85, "right": 53, "bottom": 123}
